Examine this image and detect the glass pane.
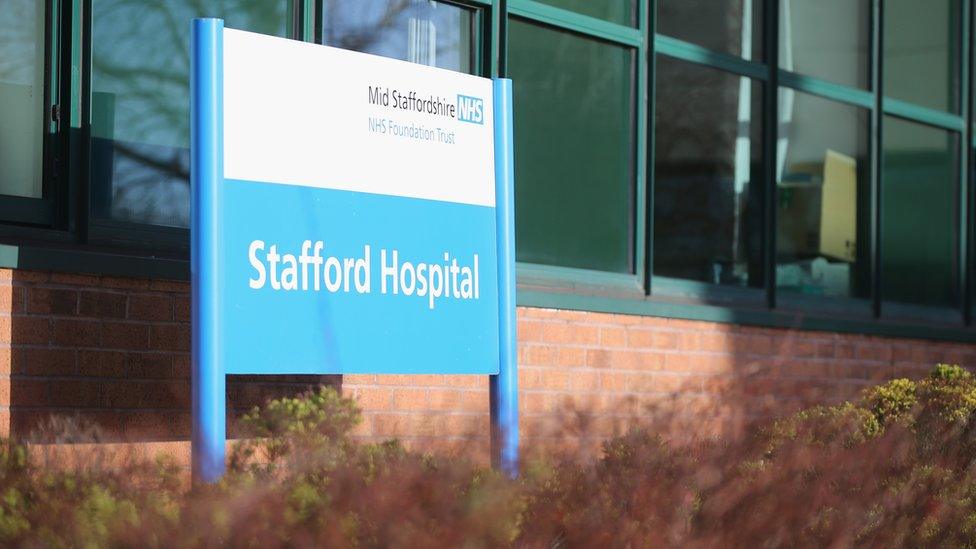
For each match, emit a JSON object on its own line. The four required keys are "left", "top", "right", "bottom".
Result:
{"left": 91, "top": 1, "right": 290, "bottom": 227}
{"left": 0, "top": 0, "right": 45, "bottom": 198}
{"left": 882, "top": 117, "right": 959, "bottom": 310}
{"left": 776, "top": 91, "right": 870, "bottom": 300}
{"left": 510, "top": 18, "right": 635, "bottom": 273}
{"left": 321, "top": 0, "right": 475, "bottom": 74}
{"left": 778, "top": 0, "right": 870, "bottom": 89}
{"left": 657, "top": 0, "right": 762, "bottom": 61}
{"left": 654, "top": 56, "right": 763, "bottom": 287}
{"left": 884, "top": 0, "right": 961, "bottom": 112}
{"left": 535, "top": 0, "right": 636, "bottom": 27}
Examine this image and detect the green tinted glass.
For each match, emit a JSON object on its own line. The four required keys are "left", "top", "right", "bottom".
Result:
{"left": 658, "top": 0, "right": 762, "bottom": 60}
{"left": 535, "top": 0, "right": 636, "bottom": 26}
{"left": 654, "top": 56, "right": 763, "bottom": 288}
{"left": 509, "top": 18, "right": 635, "bottom": 273}
{"left": 91, "top": 0, "right": 289, "bottom": 227}
{"left": 0, "top": 0, "right": 45, "bottom": 198}
{"left": 776, "top": 91, "right": 870, "bottom": 300}
{"left": 779, "top": 0, "right": 870, "bottom": 89}
{"left": 884, "top": 0, "right": 961, "bottom": 112}
{"left": 881, "top": 117, "right": 959, "bottom": 310}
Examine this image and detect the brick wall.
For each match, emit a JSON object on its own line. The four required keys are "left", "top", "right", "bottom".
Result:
{"left": 2, "top": 268, "right": 974, "bottom": 457}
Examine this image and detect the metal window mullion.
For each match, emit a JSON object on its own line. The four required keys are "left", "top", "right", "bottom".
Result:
{"left": 633, "top": 0, "right": 648, "bottom": 288}
{"left": 655, "top": 34, "right": 769, "bottom": 81}
{"left": 508, "top": 0, "right": 641, "bottom": 47}
{"left": 492, "top": 0, "right": 504, "bottom": 77}
{"left": 646, "top": 0, "right": 656, "bottom": 294}
{"left": 763, "top": 0, "right": 778, "bottom": 308}
{"left": 961, "top": 0, "right": 972, "bottom": 324}
{"left": 871, "top": 0, "right": 883, "bottom": 318}
{"left": 777, "top": 70, "right": 874, "bottom": 109}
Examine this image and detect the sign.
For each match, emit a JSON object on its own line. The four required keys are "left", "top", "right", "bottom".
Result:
{"left": 190, "top": 19, "right": 518, "bottom": 482}
{"left": 219, "top": 29, "right": 500, "bottom": 375}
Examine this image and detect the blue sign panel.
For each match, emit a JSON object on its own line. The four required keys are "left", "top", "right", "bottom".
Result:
{"left": 221, "top": 179, "right": 498, "bottom": 374}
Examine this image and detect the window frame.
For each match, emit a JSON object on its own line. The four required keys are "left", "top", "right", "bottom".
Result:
{"left": 2, "top": 0, "right": 976, "bottom": 344}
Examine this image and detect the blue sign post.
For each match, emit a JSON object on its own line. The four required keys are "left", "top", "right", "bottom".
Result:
{"left": 190, "top": 18, "right": 518, "bottom": 482}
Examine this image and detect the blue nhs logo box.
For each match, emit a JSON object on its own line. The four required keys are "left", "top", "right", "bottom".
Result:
{"left": 457, "top": 94, "right": 484, "bottom": 124}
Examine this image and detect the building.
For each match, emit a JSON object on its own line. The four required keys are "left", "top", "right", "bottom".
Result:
{"left": 0, "top": 0, "right": 974, "bottom": 453}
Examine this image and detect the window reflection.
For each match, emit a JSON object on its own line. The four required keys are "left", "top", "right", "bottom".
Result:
{"left": 779, "top": 0, "right": 870, "bottom": 89}
{"left": 321, "top": 0, "right": 474, "bottom": 74}
{"left": 884, "top": 0, "right": 961, "bottom": 112}
{"left": 0, "top": 0, "right": 45, "bottom": 198}
{"left": 776, "top": 91, "right": 870, "bottom": 301}
{"left": 654, "top": 56, "right": 763, "bottom": 288}
{"left": 511, "top": 18, "right": 635, "bottom": 274}
{"left": 882, "top": 118, "right": 960, "bottom": 311}
{"left": 91, "top": 0, "right": 289, "bottom": 228}
{"left": 657, "top": 0, "right": 762, "bottom": 61}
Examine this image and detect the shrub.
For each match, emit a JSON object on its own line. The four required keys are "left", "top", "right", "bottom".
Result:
{"left": 4, "top": 367, "right": 976, "bottom": 546}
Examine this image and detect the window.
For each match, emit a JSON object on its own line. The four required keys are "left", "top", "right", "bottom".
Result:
{"left": 657, "top": 0, "right": 762, "bottom": 61}
{"left": 882, "top": 118, "right": 960, "bottom": 314}
{"left": 536, "top": 0, "right": 637, "bottom": 27}
{"left": 778, "top": 0, "right": 870, "bottom": 89}
{"left": 509, "top": 18, "right": 636, "bottom": 274}
{"left": 776, "top": 91, "right": 870, "bottom": 304}
{"left": 90, "top": 0, "right": 291, "bottom": 229}
{"left": 0, "top": 0, "right": 46, "bottom": 199}
{"left": 653, "top": 56, "right": 763, "bottom": 290}
{"left": 884, "top": 0, "right": 961, "bottom": 113}
{"left": 3, "top": 0, "right": 976, "bottom": 341}
{"left": 320, "top": 0, "right": 476, "bottom": 74}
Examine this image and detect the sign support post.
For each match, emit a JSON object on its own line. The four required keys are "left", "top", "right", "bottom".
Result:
{"left": 190, "top": 18, "right": 226, "bottom": 484}
{"left": 490, "top": 78, "right": 519, "bottom": 478}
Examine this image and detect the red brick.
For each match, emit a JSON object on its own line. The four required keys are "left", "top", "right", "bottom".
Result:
{"left": 26, "top": 287, "right": 78, "bottom": 315}
{"left": 427, "top": 389, "right": 461, "bottom": 411}
{"left": 100, "top": 276, "right": 151, "bottom": 291}
{"left": 8, "top": 270, "right": 48, "bottom": 283}
{"left": 149, "top": 324, "right": 189, "bottom": 352}
{"left": 48, "top": 379, "right": 103, "bottom": 407}
{"left": 78, "top": 350, "right": 125, "bottom": 377}
{"left": 0, "top": 347, "right": 9, "bottom": 375}
{"left": 392, "top": 388, "right": 428, "bottom": 411}
{"left": 0, "top": 285, "right": 22, "bottom": 313}
{"left": 855, "top": 344, "right": 892, "bottom": 362}
{"left": 517, "top": 320, "right": 542, "bottom": 342}
{"left": 51, "top": 318, "right": 98, "bottom": 347}
{"left": 457, "top": 391, "right": 489, "bottom": 412}
{"left": 174, "top": 295, "right": 190, "bottom": 322}
{"left": 102, "top": 322, "right": 149, "bottom": 350}
{"left": 172, "top": 354, "right": 190, "bottom": 378}
{"left": 353, "top": 387, "right": 394, "bottom": 411}
{"left": 599, "top": 327, "right": 626, "bottom": 347}
{"left": 148, "top": 279, "right": 188, "bottom": 292}
{"left": 372, "top": 414, "right": 409, "bottom": 437}
{"left": 8, "top": 379, "right": 48, "bottom": 406}
{"left": 140, "top": 381, "right": 190, "bottom": 409}
{"left": 78, "top": 290, "right": 127, "bottom": 319}
{"left": 10, "top": 316, "right": 51, "bottom": 345}
{"left": 17, "top": 348, "right": 77, "bottom": 376}
{"left": 127, "top": 353, "right": 174, "bottom": 379}
{"left": 128, "top": 294, "right": 174, "bottom": 321}
{"left": 522, "top": 345, "right": 556, "bottom": 366}
{"left": 554, "top": 347, "right": 586, "bottom": 367}
{"left": 125, "top": 411, "right": 190, "bottom": 439}
{"left": 49, "top": 273, "right": 100, "bottom": 286}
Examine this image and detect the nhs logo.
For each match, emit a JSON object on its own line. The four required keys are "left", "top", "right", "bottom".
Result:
{"left": 457, "top": 94, "right": 484, "bottom": 124}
